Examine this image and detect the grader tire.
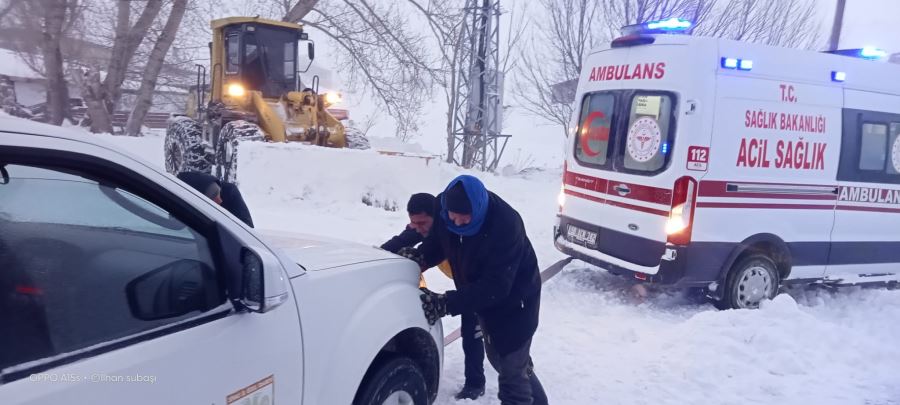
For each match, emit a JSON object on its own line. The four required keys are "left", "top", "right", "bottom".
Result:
{"left": 165, "top": 116, "right": 212, "bottom": 175}
{"left": 215, "top": 120, "right": 265, "bottom": 185}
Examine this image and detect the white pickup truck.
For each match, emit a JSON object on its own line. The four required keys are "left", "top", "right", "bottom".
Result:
{"left": 0, "top": 118, "right": 442, "bottom": 405}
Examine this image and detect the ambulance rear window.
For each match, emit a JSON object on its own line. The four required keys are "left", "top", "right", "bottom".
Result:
{"left": 859, "top": 123, "right": 888, "bottom": 171}
{"left": 574, "top": 90, "right": 676, "bottom": 175}
{"left": 574, "top": 93, "right": 615, "bottom": 167}
{"left": 620, "top": 94, "right": 674, "bottom": 173}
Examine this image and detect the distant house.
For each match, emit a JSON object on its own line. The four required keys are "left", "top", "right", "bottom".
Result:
{"left": 0, "top": 26, "right": 192, "bottom": 116}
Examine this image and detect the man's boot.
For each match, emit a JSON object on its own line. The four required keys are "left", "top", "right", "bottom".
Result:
{"left": 454, "top": 384, "right": 485, "bottom": 400}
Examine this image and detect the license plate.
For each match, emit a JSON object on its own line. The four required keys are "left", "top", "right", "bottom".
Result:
{"left": 567, "top": 224, "right": 597, "bottom": 247}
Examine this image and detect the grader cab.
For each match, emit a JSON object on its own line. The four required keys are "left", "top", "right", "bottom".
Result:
{"left": 165, "top": 17, "right": 360, "bottom": 183}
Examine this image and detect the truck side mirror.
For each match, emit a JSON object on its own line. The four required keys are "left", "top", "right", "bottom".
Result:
{"left": 240, "top": 248, "right": 265, "bottom": 312}
{"left": 298, "top": 40, "right": 315, "bottom": 73}
{"left": 126, "top": 259, "right": 219, "bottom": 321}
{"left": 239, "top": 247, "right": 290, "bottom": 313}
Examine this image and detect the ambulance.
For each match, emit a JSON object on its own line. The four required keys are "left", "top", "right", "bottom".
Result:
{"left": 554, "top": 18, "right": 900, "bottom": 309}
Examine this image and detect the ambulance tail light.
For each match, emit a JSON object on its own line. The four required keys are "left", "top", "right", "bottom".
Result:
{"left": 666, "top": 176, "right": 698, "bottom": 245}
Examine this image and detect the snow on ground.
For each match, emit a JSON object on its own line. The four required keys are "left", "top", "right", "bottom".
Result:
{"left": 60, "top": 129, "right": 900, "bottom": 404}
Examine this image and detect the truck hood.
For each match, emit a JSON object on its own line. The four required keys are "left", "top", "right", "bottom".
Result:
{"left": 258, "top": 229, "right": 399, "bottom": 276}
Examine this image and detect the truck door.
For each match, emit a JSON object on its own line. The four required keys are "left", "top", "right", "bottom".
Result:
{"left": 0, "top": 152, "right": 304, "bottom": 405}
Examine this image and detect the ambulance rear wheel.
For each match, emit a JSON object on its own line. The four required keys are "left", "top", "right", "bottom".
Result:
{"left": 717, "top": 254, "right": 779, "bottom": 310}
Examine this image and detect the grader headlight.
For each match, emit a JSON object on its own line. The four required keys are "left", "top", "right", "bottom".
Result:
{"left": 324, "top": 92, "right": 342, "bottom": 105}
{"left": 226, "top": 83, "right": 246, "bottom": 97}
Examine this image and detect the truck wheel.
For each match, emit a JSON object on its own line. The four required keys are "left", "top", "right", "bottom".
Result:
{"left": 165, "top": 116, "right": 211, "bottom": 175}
{"left": 353, "top": 356, "right": 428, "bottom": 405}
{"left": 716, "top": 253, "right": 780, "bottom": 310}
{"left": 215, "top": 120, "right": 264, "bottom": 184}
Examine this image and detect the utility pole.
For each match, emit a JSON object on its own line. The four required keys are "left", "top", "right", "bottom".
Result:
{"left": 828, "top": 0, "right": 847, "bottom": 51}
{"left": 448, "top": 0, "right": 509, "bottom": 171}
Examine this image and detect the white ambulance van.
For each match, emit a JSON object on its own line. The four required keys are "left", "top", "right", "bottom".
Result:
{"left": 554, "top": 18, "right": 900, "bottom": 309}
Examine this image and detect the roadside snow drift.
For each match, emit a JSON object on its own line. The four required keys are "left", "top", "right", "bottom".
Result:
{"left": 55, "top": 128, "right": 900, "bottom": 404}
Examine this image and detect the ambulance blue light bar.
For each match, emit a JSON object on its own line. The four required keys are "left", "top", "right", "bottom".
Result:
{"left": 646, "top": 18, "right": 692, "bottom": 31}
{"left": 621, "top": 18, "right": 693, "bottom": 36}
{"left": 832, "top": 71, "right": 847, "bottom": 82}
{"left": 860, "top": 46, "right": 888, "bottom": 59}
{"left": 826, "top": 47, "right": 888, "bottom": 60}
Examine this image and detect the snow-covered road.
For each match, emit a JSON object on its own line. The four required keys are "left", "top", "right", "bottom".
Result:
{"left": 104, "top": 133, "right": 900, "bottom": 405}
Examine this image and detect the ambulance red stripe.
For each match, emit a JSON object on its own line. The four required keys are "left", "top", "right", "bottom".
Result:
{"left": 564, "top": 171, "right": 672, "bottom": 205}
{"left": 696, "top": 202, "right": 835, "bottom": 210}
{"left": 564, "top": 189, "right": 670, "bottom": 217}
{"left": 698, "top": 180, "right": 838, "bottom": 200}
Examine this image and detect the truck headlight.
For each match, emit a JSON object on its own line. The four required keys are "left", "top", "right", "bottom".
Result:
{"left": 227, "top": 83, "right": 245, "bottom": 97}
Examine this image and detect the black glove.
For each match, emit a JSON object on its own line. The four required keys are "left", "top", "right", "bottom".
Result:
{"left": 419, "top": 287, "right": 448, "bottom": 325}
{"left": 397, "top": 246, "right": 425, "bottom": 268}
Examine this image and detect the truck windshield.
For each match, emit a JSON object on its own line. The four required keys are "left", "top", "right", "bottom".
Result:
{"left": 242, "top": 26, "right": 297, "bottom": 98}
{"left": 574, "top": 90, "right": 676, "bottom": 175}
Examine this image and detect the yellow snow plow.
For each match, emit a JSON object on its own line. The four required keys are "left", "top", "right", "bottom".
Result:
{"left": 164, "top": 16, "right": 366, "bottom": 183}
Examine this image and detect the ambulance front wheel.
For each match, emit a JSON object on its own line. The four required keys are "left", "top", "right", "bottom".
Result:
{"left": 716, "top": 254, "right": 780, "bottom": 310}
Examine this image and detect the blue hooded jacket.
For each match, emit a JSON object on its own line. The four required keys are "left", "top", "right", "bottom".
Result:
{"left": 441, "top": 175, "right": 489, "bottom": 236}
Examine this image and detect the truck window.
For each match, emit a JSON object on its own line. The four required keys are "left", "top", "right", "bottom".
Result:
{"left": 620, "top": 93, "right": 674, "bottom": 173}
{"left": 226, "top": 33, "right": 240, "bottom": 74}
{"left": 859, "top": 122, "right": 888, "bottom": 171}
{"left": 574, "top": 92, "right": 615, "bottom": 167}
{"left": 0, "top": 163, "right": 225, "bottom": 371}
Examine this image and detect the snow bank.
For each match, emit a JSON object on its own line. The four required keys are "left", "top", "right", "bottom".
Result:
{"left": 38, "top": 121, "right": 900, "bottom": 405}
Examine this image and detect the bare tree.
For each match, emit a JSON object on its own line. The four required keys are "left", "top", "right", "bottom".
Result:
{"left": 77, "top": 0, "right": 163, "bottom": 133}
{"left": 41, "top": 1, "right": 73, "bottom": 125}
{"left": 5, "top": 0, "right": 85, "bottom": 125}
{"left": 513, "top": 0, "right": 601, "bottom": 137}
{"left": 284, "top": 1, "right": 449, "bottom": 141}
{"left": 516, "top": 0, "right": 822, "bottom": 136}
{"left": 693, "top": 0, "right": 821, "bottom": 49}
{"left": 0, "top": 0, "right": 25, "bottom": 22}
{"left": 124, "top": 0, "right": 188, "bottom": 136}
{"left": 284, "top": 0, "right": 318, "bottom": 21}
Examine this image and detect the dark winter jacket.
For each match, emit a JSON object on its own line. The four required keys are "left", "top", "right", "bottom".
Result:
{"left": 420, "top": 185, "right": 541, "bottom": 356}
{"left": 177, "top": 172, "right": 255, "bottom": 227}
{"left": 380, "top": 226, "right": 423, "bottom": 254}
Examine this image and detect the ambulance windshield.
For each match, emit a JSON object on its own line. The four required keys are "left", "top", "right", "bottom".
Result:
{"left": 574, "top": 91, "right": 675, "bottom": 175}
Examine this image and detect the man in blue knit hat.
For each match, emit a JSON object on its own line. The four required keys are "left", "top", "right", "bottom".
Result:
{"left": 417, "top": 175, "right": 548, "bottom": 405}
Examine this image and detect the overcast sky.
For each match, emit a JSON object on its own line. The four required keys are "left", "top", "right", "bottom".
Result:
{"left": 818, "top": 0, "right": 900, "bottom": 53}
